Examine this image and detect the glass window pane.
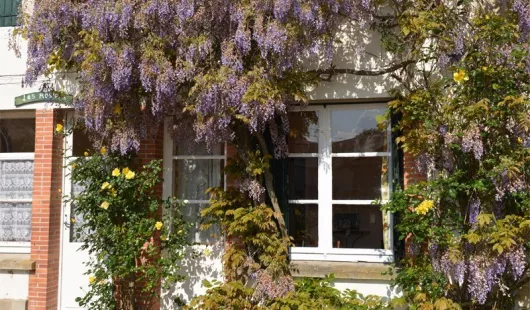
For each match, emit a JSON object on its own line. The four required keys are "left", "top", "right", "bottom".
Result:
{"left": 288, "top": 158, "right": 318, "bottom": 200}
{"left": 332, "top": 109, "right": 387, "bottom": 153}
{"left": 70, "top": 182, "right": 90, "bottom": 243}
{"left": 333, "top": 205, "right": 383, "bottom": 249}
{"left": 288, "top": 111, "right": 319, "bottom": 153}
{"left": 183, "top": 203, "right": 221, "bottom": 244}
{"left": 0, "top": 118, "right": 35, "bottom": 153}
{"left": 175, "top": 159, "right": 224, "bottom": 200}
{"left": 0, "top": 201, "right": 32, "bottom": 242}
{"left": 332, "top": 157, "right": 387, "bottom": 200}
{"left": 174, "top": 140, "right": 224, "bottom": 156}
{"left": 288, "top": 204, "right": 318, "bottom": 247}
{"left": 72, "top": 127, "right": 95, "bottom": 157}
{"left": 0, "top": 160, "right": 34, "bottom": 200}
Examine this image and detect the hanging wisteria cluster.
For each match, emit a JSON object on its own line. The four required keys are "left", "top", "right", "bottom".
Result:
{"left": 22, "top": 0, "right": 373, "bottom": 154}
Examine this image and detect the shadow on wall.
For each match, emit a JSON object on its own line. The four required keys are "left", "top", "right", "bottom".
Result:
{"left": 305, "top": 21, "right": 399, "bottom": 101}
{"left": 161, "top": 241, "right": 224, "bottom": 309}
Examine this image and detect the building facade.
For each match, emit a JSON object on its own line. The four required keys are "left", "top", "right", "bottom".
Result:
{"left": 0, "top": 2, "right": 428, "bottom": 310}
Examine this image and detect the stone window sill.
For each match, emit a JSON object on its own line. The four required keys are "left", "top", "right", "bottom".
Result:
{"left": 0, "top": 254, "right": 35, "bottom": 271}
{"left": 291, "top": 261, "right": 393, "bottom": 281}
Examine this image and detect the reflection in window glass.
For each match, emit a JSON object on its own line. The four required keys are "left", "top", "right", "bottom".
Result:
{"left": 332, "top": 205, "right": 383, "bottom": 249}
{"left": 332, "top": 109, "right": 387, "bottom": 153}
{"left": 288, "top": 111, "right": 319, "bottom": 153}
{"left": 182, "top": 203, "right": 221, "bottom": 244}
{"left": 0, "top": 118, "right": 35, "bottom": 153}
{"left": 332, "top": 157, "right": 387, "bottom": 200}
{"left": 288, "top": 158, "right": 318, "bottom": 200}
{"left": 175, "top": 159, "right": 224, "bottom": 201}
{"left": 289, "top": 204, "right": 318, "bottom": 247}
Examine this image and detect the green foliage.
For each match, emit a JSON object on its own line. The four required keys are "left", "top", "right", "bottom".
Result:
{"left": 67, "top": 153, "right": 189, "bottom": 310}
{"left": 189, "top": 275, "right": 392, "bottom": 310}
{"left": 384, "top": 6, "right": 530, "bottom": 308}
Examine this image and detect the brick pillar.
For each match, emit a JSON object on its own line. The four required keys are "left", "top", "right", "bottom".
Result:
{"left": 403, "top": 152, "right": 427, "bottom": 257}
{"left": 133, "top": 129, "right": 164, "bottom": 310}
{"left": 28, "top": 109, "right": 64, "bottom": 310}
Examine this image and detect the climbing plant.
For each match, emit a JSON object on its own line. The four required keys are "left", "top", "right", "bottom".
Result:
{"left": 66, "top": 150, "right": 189, "bottom": 310}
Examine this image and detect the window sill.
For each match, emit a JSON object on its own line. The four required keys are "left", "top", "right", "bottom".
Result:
{"left": 0, "top": 254, "right": 35, "bottom": 271}
{"left": 291, "top": 261, "right": 393, "bottom": 281}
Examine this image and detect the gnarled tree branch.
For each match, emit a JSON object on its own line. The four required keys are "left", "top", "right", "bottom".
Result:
{"left": 310, "top": 59, "right": 416, "bottom": 81}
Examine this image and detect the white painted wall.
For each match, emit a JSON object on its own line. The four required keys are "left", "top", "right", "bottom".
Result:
{"left": 0, "top": 271, "right": 29, "bottom": 299}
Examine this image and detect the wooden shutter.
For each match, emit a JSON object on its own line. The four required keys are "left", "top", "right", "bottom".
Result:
{"left": 0, "top": 0, "right": 20, "bottom": 27}
{"left": 391, "top": 110, "right": 405, "bottom": 264}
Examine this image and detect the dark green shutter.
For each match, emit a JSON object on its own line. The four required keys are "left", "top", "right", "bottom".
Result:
{"left": 390, "top": 110, "right": 405, "bottom": 264}
{"left": 0, "top": 0, "right": 20, "bottom": 27}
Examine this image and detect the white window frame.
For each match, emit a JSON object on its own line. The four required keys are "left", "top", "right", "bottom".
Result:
{"left": 162, "top": 121, "right": 226, "bottom": 245}
{"left": 288, "top": 103, "right": 394, "bottom": 263}
{"left": 0, "top": 110, "right": 36, "bottom": 254}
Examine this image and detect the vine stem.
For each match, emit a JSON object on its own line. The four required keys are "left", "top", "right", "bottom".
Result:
{"left": 255, "top": 133, "right": 289, "bottom": 240}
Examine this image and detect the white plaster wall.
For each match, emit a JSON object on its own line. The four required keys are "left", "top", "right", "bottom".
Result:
{"left": 0, "top": 271, "right": 29, "bottom": 299}
{"left": 306, "top": 24, "right": 398, "bottom": 101}
{"left": 161, "top": 243, "right": 224, "bottom": 310}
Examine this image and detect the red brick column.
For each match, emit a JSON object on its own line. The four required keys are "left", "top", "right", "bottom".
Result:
{"left": 28, "top": 109, "right": 64, "bottom": 310}
{"left": 133, "top": 129, "right": 164, "bottom": 310}
{"left": 403, "top": 152, "right": 427, "bottom": 257}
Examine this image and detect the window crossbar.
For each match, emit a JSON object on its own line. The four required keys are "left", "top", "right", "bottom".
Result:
{"left": 173, "top": 155, "right": 225, "bottom": 160}
{"left": 331, "top": 152, "right": 390, "bottom": 157}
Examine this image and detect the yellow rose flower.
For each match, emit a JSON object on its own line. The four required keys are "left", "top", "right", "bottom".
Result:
{"left": 113, "top": 104, "right": 122, "bottom": 115}
{"left": 518, "top": 137, "right": 523, "bottom": 144}
{"left": 161, "top": 235, "right": 167, "bottom": 241}
{"left": 55, "top": 123, "right": 64, "bottom": 133}
{"left": 155, "top": 221, "right": 163, "bottom": 230}
{"left": 125, "top": 170, "right": 135, "bottom": 180}
{"left": 122, "top": 167, "right": 130, "bottom": 175}
{"left": 89, "top": 276, "right": 96, "bottom": 284}
{"left": 100, "top": 146, "right": 107, "bottom": 155}
{"left": 453, "top": 69, "right": 469, "bottom": 84}
{"left": 84, "top": 151, "right": 89, "bottom": 157}
{"left": 112, "top": 168, "right": 120, "bottom": 177}
{"left": 415, "top": 200, "right": 435, "bottom": 215}
{"left": 100, "top": 201, "right": 110, "bottom": 210}
{"left": 101, "top": 182, "right": 111, "bottom": 190}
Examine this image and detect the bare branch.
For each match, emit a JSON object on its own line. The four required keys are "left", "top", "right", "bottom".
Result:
{"left": 310, "top": 60, "right": 416, "bottom": 80}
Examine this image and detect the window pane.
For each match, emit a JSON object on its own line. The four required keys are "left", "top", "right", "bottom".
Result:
{"left": 0, "top": 118, "right": 35, "bottom": 153}
{"left": 175, "top": 159, "right": 224, "bottom": 200}
{"left": 72, "top": 127, "right": 95, "bottom": 157}
{"left": 332, "top": 157, "right": 387, "bottom": 200}
{"left": 288, "top": 158, "right": 318, "bottom": 200}
{"left": 332, "top": 109, "right": 387, "bottom": 153}
{"left": 0, "top": 160, "right": 34, "bottom": 200}
{"left": 289, "top": 204, "right": 318, "bottom": 247}
{"left": 0, "top": 202, "right": 31, "bottom": 242}
{"left": 333, "top": 205, "right": 383, "bottom": 249}
{"left": 70, "top": 182, "right": 90, "bottom": 243}
{"left": 288, "top": 111, "right": 318, "bottom": 153}
{"left": 182, "top": 203, "right": 220, "bottom": 244}
{"left": 174, "top": 140, "right": 224, "bottom": 156}
{"left": 332, "top": 157, "right": 388, "bottom": 200}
